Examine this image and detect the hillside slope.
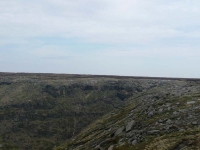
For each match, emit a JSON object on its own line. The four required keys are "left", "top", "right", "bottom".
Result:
{"left": 55, "top": 79, "right": 200, "bottom": 150}
{"left": 0, "top": 73, "right": 200, "bottom": 150}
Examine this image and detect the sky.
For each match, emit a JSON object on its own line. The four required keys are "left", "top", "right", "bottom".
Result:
{"left": 0, "top": 0, "right": 200, "bottom": 78}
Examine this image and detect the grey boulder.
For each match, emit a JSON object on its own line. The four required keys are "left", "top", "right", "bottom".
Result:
{"left": 114, "top": 126, "right": 125, "bottom": 136}
{"left": 126, "top": 120, "right": 136, "bottom": 132}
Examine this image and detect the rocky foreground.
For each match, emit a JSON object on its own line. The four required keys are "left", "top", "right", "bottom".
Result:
{"left": 0, "top": 73, "right": 200, "bottom": 150}
{"left": 55, "top": 78, "right": 200, "bottom": 150}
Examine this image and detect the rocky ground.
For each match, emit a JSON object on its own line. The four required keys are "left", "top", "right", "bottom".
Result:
{"left": 0, "top": 73, "right": 200, "bottom": 150}
{"left": 55, "top": 79, "right": 200, "bottom": 150}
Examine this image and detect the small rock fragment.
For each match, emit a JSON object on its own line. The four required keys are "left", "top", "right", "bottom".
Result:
{"left": 147, "top": 130, "right": 160, "bottom": 135}
{"left": 192, "top": 121, "right": 198, "bottom": 125}
{"left": 187, "top": 101, "right": 196, "bottom": 105}
{"left": 108, "top": 145, "right": 114, "bottom": 150}
{"left": 126, "top": 120, "right": 135, "bottom": 132}
{"left": 132, "top": 140, "right": 137, "bottom": 146}
{"left": 158, "top": 108, "right": 163, "bottom": 113}
{"left": 166, "top": 119, "right": 172, "bottom": 124}
{"left": 148, "top": 111, "right": 154, "bottom": 117}
{"left": 114, "top": 126, "right": 125, "bottom": 136}
{"left": 173, "top": 111, "right": 179, "bottom": 115}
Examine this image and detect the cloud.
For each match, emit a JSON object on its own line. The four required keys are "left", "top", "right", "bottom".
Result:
{"left": 31, "top": 46, "right": 71, "bottom": 57}
{"left": 1, "top": 0, "right": 200, "bottom": 77}
{"left": 1, "top": 0, "right": 200, "bottom": 43}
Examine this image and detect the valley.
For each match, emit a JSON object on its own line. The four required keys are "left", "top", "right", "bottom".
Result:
{"left": 0, "top": 73, "right": 199, "bottom": 150}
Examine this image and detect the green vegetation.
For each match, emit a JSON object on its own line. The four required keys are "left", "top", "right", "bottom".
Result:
{"left": 0, "top": 73, "right": 200, "bottom": 149}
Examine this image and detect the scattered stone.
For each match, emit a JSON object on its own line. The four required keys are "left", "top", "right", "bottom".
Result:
{"left": 126, "top": 120, "right": 135, "bottom": 132}
{"left": 165, "top": 103, "right": 171, "bottom": 107}
{"left": 166, "top": 119, "right": 172, "bottom": 124}
{"left": 147, "top": 130, "right": 160, "bottom": 135}
{"left": 173, "top": 111, "right": 179, "bottom": 115}
{"left": 192, "top": 121, "right": 198, "bottom": 125}
{"left": 167, "top": 107, "right": 172, "bottom": 111}
{"left": 179, "top": 129, "right": 185, "bottom": 132}
{"left": 128, "top": 113, "right": 133, "bottom": 117}
{"left": 158, "top": 108, "right": 163, "bottom": 113}
{"left": 126, "top": 131, "right": 132, "bottom": 138}
{"left": 108, "top": 145, "right": 114, "bottom": 150}
{"left": 119, "top": 138, "right": 124, "bottom": 142}
{"left": 179, "top": 109, "right": 186, "bottom": 113}
{"left": 95, "top": 145, "right": 100, "bottom": 149}
{"left": 187, "top": 101, "right": 196, "bottom": 105}
{"left": 131, "top": 140, "right": 137, "bottom": 146}
{"left": 114, "top": 126, "right": 125, "bottom": 136}
{"left": 148, "top": 111, "right": 154, "bottom": 117}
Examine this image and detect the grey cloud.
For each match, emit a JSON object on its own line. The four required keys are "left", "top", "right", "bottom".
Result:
{"left": 1, "top": 0, "right": 200, "bottom": 43}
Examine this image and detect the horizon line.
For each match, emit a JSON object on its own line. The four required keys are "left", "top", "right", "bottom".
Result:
{"left": 0, "top": 72, "right": 200, "bottom": 81}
